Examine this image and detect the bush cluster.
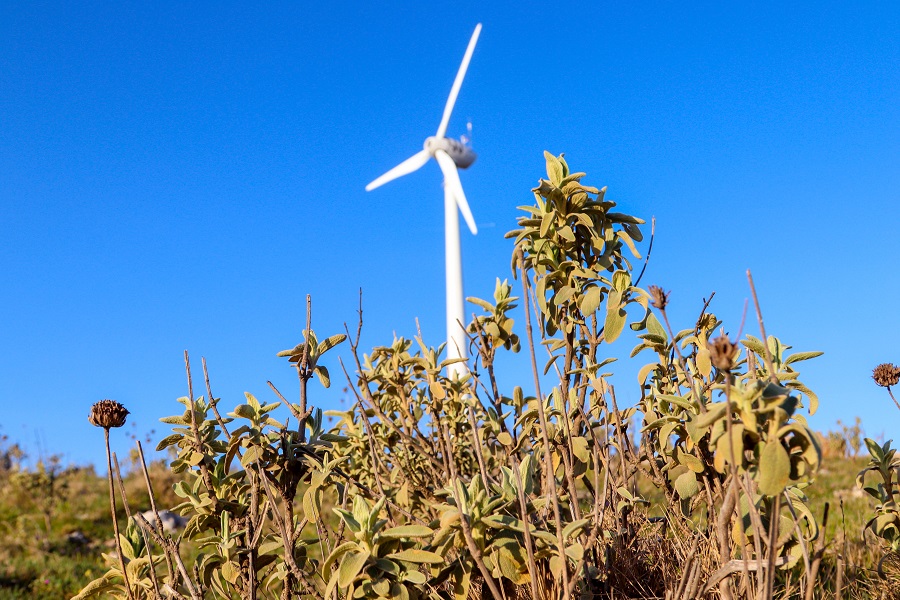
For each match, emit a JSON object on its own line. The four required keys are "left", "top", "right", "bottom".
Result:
{"left": 75, "top": 154, "right": 899, "bottom": 599}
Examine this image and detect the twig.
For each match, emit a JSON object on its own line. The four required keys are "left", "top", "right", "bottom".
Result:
{"left": 245, "top": 469, "right": 259, "bottom": 600}
{"left": 517, "top": 246, "right": 571, "bottom": 595}
{"left": 135, "top": 441, "right": 178, "bottom": 588}
{"left": 439, "top": 419, "right": 504, "bottom": 600}
{"left": 509, "top": 452, "right": 543, "bottom": 599}
{"left": 887, "top": 387, "right": 900, "bottom": 413}
{"left": 673, "top": 538, "right": 697, "bottom": 599}
{"left": 256, "top": 467, "right": 316, "bottom": 597}
{"left": 565, "top": 447, "right": 610, "bottom": 597}
{"left": 633, "top": 216, "right": 656, "bottom": 288}
{"left": 183, "top": 351, "right": 215, "bottom": 493}
{"left": 702, "top": 556, "right": 789, "bottom": 595}
{"left": 298, "top": 294, "right": 312, "bottom": 443}
{"left": 268, "top": 380, "right": 310, "bottom": 425}
{"left": 783, "top": 490, "right": 812, "bottom": 590}
{"left": 104, "top": 430, "right": 136, "bottom": 600}
{"left": 132, "top": 514, "right": 199, "bottom": 600}
{"left": 763, "top": 493, "right": 781, "bottom": 599}
{"left": 746, "top": 271, "right": 778, "bottom": 384}
{"left": 715, "top": 483, "right": 738, "bottom": 600}
{"left": 804, "top": 502, "right": 829, "bottom": 600}
{"left": 113, "top": 453, "right": 160, "bottom": 598}
{"left": 740, "top": 473, "right": 766, "bottom": 592}
{"left": 834, "top": 552, "right": 843, "bottom": 600}
{"left": 201, "top": 357, "right": 231, "bottom": 441}
{"left": 465, "top": 400, "right": 493, "bottom": 491}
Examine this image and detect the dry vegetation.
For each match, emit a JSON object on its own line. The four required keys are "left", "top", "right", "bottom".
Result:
{"left": 3, "top": 153, "right": 898, "bottom": 599}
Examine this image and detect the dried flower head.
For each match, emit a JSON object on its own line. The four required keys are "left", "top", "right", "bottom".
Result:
{"left": 648, "top": 285, "right": 669, "bottom": 310}
{"left": 872, "top": 363, "right": 900, "bottom": 388}
{"left": 89, "top": 399, "right": 129, "bottom": 429}
{"left": 708, "top": 335, "right": 740, "bottom": 371}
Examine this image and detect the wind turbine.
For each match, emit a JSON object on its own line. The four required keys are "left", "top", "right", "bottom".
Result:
{"left": 366, "top": 24, "right": 482, "bottom": 379}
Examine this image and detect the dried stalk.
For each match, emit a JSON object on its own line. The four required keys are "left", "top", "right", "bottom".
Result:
{"left": 439, "top": 419, "right": 504, "bottom": 599}
{"left": 517, "top": 247, "right": 571, "bottom": 597}
{"left": 804, "top": 502, "right": 829, "bottom": 600}
{"left": 104, "top": 429, "right": 135, "bottom": 600}
{"left": 136, "top": 441, "right": 177, "bottom": 587}
{"left": 298, "top": 294, "right": 312, "bottom": 443}
{"left": 112, "top": 453, "right": 161, "bottom": 598}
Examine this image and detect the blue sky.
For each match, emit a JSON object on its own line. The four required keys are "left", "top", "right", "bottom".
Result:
{"left": 1, "top": 2, "right": 898, "bottom": 468}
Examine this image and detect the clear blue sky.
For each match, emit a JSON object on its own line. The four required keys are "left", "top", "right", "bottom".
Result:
{"left": 1, "top": 2, "right": 898, "bottom": 468}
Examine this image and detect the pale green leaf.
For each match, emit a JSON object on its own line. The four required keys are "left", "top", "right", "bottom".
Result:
{"left": 604, "top": 290, "right": 626, "bottom": 343}
{"left": 318, "top": 333, "right": 347, "bottom": 355}
{"left": 579, "top": 286, "right": 603, "bottom": 316}
{"left": 758, "top": 441, "right": 791, "bottom": 496}
{"left": 544, "top": 151, "right": 563, "bottom": 185}
{"left": 612, "top": 270, "right": 631, "bottom": 292}
{"left": 387, "top": 549, "right": 444, "bottom": 564}
{"left": 315, "top": 365, "right": 331, "bottom": 388}
{"left": 338, "top": 550, "right": 370, "bottom": 588}
{"left": 379, "top": 525, "right": 434, "bottom": 540}
{"left": 674, "top": 471, "right": 699, "bottom": 498}
{"left": 784, "top": 351, "right": 823, "bottom": 365}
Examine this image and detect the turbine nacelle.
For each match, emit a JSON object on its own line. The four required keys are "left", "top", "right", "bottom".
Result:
{"left": 424, "top": 136, "right": 477, "bottom": 169}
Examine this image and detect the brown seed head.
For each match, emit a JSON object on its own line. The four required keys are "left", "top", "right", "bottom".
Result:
{"left": 708, "top": 335, "right": 740, "bottom": 371}
{"left": 648, "top": 285, "right": 669, "bottom": 310}
{"left": 89, "top": 399, "right": 129, "bottom": 429}
{"left": 872, "top": 363, "right": 900, "bottom": 388}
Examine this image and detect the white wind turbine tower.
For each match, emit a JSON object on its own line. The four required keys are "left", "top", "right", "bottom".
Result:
{"left": 366, "top": 24, "right": 482, "bottom": 379}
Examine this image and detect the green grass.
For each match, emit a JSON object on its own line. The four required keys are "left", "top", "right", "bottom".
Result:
{"left": 0, "top": 460, "right": 181, "bottom": 600}
{"left": 805, "top": 454, "right": 871, "bottom": 545}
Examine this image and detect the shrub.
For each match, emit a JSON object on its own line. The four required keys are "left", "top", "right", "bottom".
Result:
{"left": 77, "top": 153, "right": 838, "bottom": 599}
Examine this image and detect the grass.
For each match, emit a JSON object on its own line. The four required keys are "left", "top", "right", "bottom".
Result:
{"left": 0, "top": 457, "right": 181, "bottom": 600}
{"left": 0, "top": 433, "right": 893, "bottom": 599}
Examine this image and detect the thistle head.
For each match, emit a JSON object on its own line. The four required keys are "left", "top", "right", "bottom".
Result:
{"left": 89, "top": 399, "right": 129, "bottom": 429}
{"left": 648, "top": 285, "right": 669, "bottom": 311}
{"left": 872, "top": 363, "right": 900, "bottom": 388}
{"left": 708, "top": 335, "right": 740, "bottom": 371}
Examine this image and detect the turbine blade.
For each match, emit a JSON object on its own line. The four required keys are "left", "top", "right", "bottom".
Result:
{"left": 435, "top": 150, "right": 477, "bottom": 235}
{"left": 435, "top": 23, "right": 482, "bottom": 139}
{"left": 365, "top": 150, "right": 431, "bottom": 191}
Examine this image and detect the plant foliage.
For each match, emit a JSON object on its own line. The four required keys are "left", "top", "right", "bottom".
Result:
{"left": 76, "top": 153, "right": 856, "bottom": 599}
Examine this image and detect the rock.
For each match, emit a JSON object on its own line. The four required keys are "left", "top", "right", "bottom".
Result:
{"left": 141, "top": 510, "right": 188, "bottom": 533}
{"left": 65, "top": 530, "right": 90, "bottom": 546}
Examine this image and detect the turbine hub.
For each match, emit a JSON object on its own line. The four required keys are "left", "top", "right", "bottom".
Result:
{"left": 423, "top": 136, "right": 477, "bottom": 169}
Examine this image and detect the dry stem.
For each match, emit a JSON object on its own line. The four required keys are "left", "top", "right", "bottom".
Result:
{"left": 104, "top": 428, "right": 135, "bottom": 600}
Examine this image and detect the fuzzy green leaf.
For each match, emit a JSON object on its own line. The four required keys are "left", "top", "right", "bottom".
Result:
{"left": 379, "top": 525, "right": 434, "bottom": 540}
{"left": 155, "top": 433, "right": 183, "bottom": 451}
{"left": 322, "top": 541, "right": 358, "bottom": 575}
{"left": 544, "top": 151, "right": 563, "bottom": 185}
{"left": 159, "top": 414, "right": 189, "bottom": 425}
{"left": 562, "top": 518, "right": 590, "bottom": 539}
{"left": 784, "top": 351, "right": 823, "bottom": 365}
{"left": 318, "top": 333, "right": 347, "bottom": 355}
{"left": 612, "top": 270, "right": 631, "bottom": 292}
{"left": 467, "top": 297, "right": 495, "bottom": 312}
{"left": 387, "top": 549, "right": 444, "bottom": 564}
{"left": 338, "top": 550, "right": 370, "bottom": 587}
{"left": 315, "top": 365, "right": 331, "bottom": 388}
{"left": 604, "top": 290, "right": 627, "bottom": 343}
{"left": 758, "top": 441, "right": 791, "bottom": 496}
{"left": 674, "top": 471, "right": 699, "bottom": 499}
{"left": 579, "top": 286, "right": 603, "bottom": 316}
